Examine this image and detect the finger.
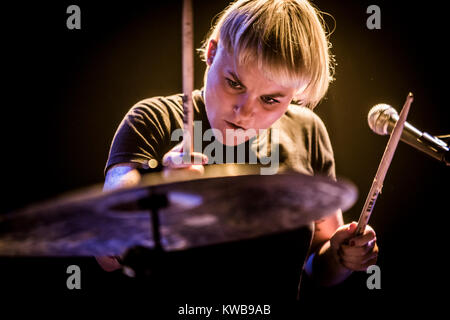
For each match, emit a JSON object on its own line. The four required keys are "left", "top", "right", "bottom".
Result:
{"left": 163, "top": 152, "right": 208, "bottom": 168}
{"left": 342, "top": 240, "right": 378, "bottom": 254}
{"left": 348, "top": 231, "right": 376, "bottom": 247}
{"left": 163, "top": 142, "right": 184, "bottom": 159}
{"left": 340, "top": 251, "right": 378, "bottom": 266}
{"left": 362, "top": 257, "right": 379, "bottom": 271}
{"left": 162, "top": 152, "right": 187, "bottom": 168}
{"left": 339, "top": 241, "right": 378, "bottom": 262}
{"left": 190, "top": 152, "right": 209, "bottom": 165}
{"left": 163, "top": 164, "right": 205, "bottom": 179}
{"left": 339, "top": 258, "right": 361, "bottom": 271}
{"left": 330, "top": 222, "right": 358, "bottom": 248}
{"left": 339, "top": 243, "right": 375, "bottom": 258}
{"left": 170, "top": 142, "right": 184, "bottom": 153}
{"left": 340, "top": 255, "right": 378, "bottom": 271}
{"left": 346, "top": 257, "right": 379, "bottom": 272}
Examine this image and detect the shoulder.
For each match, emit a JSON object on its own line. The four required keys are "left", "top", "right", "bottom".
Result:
{"left": 119, "top": 93, "right": 188, "bottom": 136}
{"left": 127, "top": 90, "right": 204, "bottom": 124}
{"left": 129, "top": 93, "right": 184, "bottom": 119}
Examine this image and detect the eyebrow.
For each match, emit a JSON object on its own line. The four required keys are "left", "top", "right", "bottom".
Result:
{"left": 226, "top": 69, "right": 287, "bottom": 98}
{"left": 227, "top": 70, "right": 245, "bottom": 86}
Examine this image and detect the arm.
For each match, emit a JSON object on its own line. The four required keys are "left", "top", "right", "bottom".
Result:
{"left": 96, "top": 163, "right": 141, "bottom": 271}
{"left": 103, "top": 162, "right": 141, "bottom": 191}
{"left": 305, "top": 210, "right": 378, "bottom": 286}
{"left": 305, "top": 209, "right": 352, "bottom": 286}
{"left": 103, "top": 145, "right": 208, "bottom": 191}
{"left": 98, "top": 154, "right": 207, "bottom": 272}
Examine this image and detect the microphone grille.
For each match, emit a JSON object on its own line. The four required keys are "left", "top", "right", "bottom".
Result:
{"left": 368, "top": 104, "right": 398, "bottom": 135}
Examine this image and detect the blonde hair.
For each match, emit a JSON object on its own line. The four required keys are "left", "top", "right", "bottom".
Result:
{"left": 199, "top": 0, "right": 335, "bottom": 109}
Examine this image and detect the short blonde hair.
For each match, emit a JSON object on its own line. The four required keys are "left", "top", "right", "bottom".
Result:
{"left": 199, "top": 0, "right": 335, "bottom": 109}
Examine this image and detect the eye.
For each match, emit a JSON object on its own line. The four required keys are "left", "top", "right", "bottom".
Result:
{"left": 226, "top": 78, "right": 242, "bottom": 89}
{"left": 261, "top": 96, "right": 279, "bottom": 105}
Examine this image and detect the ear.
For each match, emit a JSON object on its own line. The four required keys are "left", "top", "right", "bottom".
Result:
{"left": 206, "top": 39, "right": 218, "bottom": 66}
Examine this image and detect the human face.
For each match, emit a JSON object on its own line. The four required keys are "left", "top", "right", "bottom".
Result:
{"left": 204, "top": 40, "right": 298, "bottom": 146}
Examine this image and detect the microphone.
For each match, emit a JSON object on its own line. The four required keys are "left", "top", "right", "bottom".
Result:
{"left": 368, "top": 104, "right": 449, "bottom": 166}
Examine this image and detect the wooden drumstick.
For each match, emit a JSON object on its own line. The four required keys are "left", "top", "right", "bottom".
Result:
{"left": 182, "top": 0, "right": 194, "bottom": 163}
{"left": 355, "top": 92, "right": 414, "bottom": 236}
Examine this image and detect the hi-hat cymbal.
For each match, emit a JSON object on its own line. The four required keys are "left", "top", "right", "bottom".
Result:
{"left": 0, "top": 164, "right": 357, "bottom": 256}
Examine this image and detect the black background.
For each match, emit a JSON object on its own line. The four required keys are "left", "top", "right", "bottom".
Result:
{"left": 1, "top": 0, "right": 449, "bottom": 314}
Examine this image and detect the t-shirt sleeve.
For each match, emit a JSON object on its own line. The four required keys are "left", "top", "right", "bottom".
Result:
{"left": 311, "top": 114, "right": 336, "bottom": 180}
{"left": 104, "top": 98, "right": 182, "bottom": 175}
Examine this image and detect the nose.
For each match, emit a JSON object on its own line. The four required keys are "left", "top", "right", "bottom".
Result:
{"left": 233, "top": 94, "right": 254, "bottom": 124}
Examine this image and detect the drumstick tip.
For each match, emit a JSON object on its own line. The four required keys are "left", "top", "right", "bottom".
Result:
{"left": 404, "top": 92, "right": 414, "bottom": 107}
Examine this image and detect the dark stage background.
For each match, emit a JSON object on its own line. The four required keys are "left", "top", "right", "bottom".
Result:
{"left": 1, "top": 0, "right": 449, "bottom": 314}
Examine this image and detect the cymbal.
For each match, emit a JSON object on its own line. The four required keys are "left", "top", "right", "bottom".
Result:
{"left": 0, "top": 164, "right": 357, "bottom": 256}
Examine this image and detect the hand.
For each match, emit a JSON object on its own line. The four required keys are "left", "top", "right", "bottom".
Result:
{"left": 330, "top": 222, "right": 379, "bottom": 271}
{"left": 162, "top": 143, "right": 208, "bottom": 179}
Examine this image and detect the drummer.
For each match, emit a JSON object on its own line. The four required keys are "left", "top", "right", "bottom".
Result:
{"left": 100, "top": 0, "right": 378, "bottom": 289}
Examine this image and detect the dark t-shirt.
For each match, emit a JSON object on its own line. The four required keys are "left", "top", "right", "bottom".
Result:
{"left": 105, "top": 90, "right": 335, "bottom": 179}
{"left": 105, "top": 89, "right": 336, "bottom": 301}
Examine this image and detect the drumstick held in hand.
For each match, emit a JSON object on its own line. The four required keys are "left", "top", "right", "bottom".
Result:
{"left": 182, "top": 0, "right": 194, "bottom": 163}
{"left": 355, "top": 92, "right": 414, "bottom": 236}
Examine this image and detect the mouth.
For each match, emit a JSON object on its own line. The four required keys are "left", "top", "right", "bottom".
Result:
{"left": 224, "top": 120, "right": 245, "bottom": 130}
